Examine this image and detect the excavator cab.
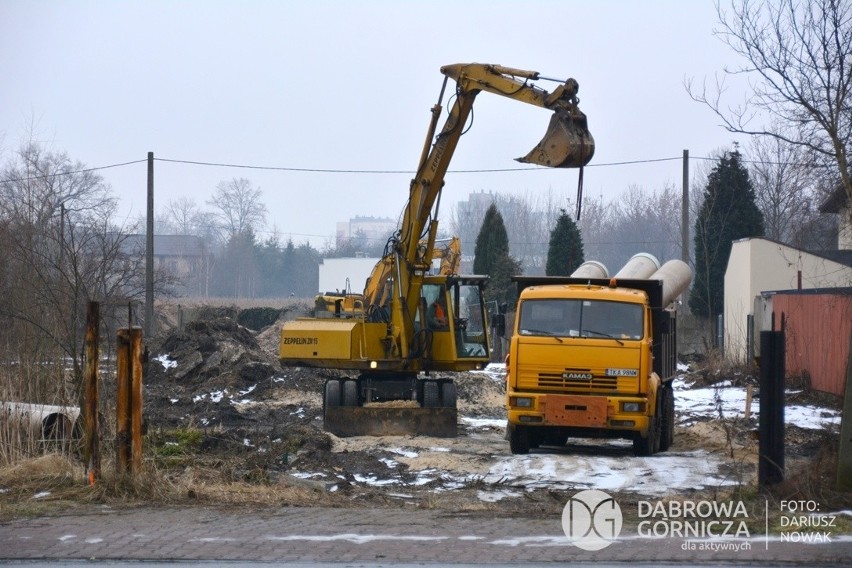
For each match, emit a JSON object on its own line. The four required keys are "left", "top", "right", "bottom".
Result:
{"left": 321, "top": 276, "right": 490, "bottom": 438}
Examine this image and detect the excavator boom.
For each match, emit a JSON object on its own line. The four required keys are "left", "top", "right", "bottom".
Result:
{"left": 280, "top": 63, "right": 594, "bottom": 437}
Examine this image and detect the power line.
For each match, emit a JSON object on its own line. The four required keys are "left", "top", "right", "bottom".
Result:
{"left": 0, "top": 153, "right": 824, "bottom": 185}
{"left": 154, "top": 155, "right": 688, "bottom": 173}
{"left": 0, "top": 159, "right": 148, "bottom": 184}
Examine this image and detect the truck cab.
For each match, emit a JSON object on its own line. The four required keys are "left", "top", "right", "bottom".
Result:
{"left": 506, "top": 272, "right": 687, "bottom": 456}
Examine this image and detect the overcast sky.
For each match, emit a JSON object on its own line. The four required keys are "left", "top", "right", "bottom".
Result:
{"left": 1, "top": 1, "right": 749, "bottom": 247}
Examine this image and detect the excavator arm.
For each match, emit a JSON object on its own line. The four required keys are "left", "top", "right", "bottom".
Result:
{"left": 381, "top": 63, "right": 594, "bottom": 361}
{"left": 280, "top": 63, "right": 593, "bottom": 437}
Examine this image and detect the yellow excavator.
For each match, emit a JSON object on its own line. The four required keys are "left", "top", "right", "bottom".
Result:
{"left": 280, "top": 63, "right": 594, "bottom": 437}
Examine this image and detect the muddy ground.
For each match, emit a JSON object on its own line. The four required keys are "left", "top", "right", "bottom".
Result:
{"left": 137, "top": 311, "right": 844, "bottom": 515}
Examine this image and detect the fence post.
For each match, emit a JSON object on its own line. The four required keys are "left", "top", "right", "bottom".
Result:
{"left": 116, "top": 327, "right": 144, "bottom": 474}
{"left": 837, "top": 334, "right": 852, "bottom": 491}
{"left": 130, "top": 328, "right": 144, "bottom": 473}
{"left": 84, "top": 301, "right": 101, "bottom": 485}
{"left": 116, "top": 329, "right": 131, "bottom": 472}
{"left": 758, "top": 315, "right": 785, "bottom": 487}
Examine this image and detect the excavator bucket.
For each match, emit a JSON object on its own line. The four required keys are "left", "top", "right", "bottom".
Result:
{"left": 517, "top": 108, "right": 595, "bottom": 168}
{"left": 325, "top": 407, "right": 457, "bottom": 437}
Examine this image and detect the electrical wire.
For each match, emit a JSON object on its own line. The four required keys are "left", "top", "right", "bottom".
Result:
{"left": 0, "top": 153, "right": 825, "bottom": 185}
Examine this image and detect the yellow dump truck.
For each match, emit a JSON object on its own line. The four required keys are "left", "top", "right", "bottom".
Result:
{"left": 505, "top": 256, "right": 692, "bottom": 456}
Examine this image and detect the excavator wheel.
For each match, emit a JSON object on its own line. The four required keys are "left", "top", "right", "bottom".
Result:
{"left": 422, "top": 380, "right": 440, "bottom": 408}
{"left": 440, "top": 381, "right": 457, "bottom": 408}
{"left": 324, "top": 380, "right": 341, "bottom": 409}
{"left": 342, "top": 379, "right": 359, "bottom": 407}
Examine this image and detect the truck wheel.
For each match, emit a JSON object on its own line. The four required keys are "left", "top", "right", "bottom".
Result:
{"left": 325, "top": 380, "right": 341, "bottom": 409}
{"left": 633, "top": 394, "right": 661, "bottom": 457}
{"left": 440, "top": 381, "right": 457, "bottom": 408}
{"left": 509, "top": 425, "right": 530, "bottom": 455}
{"left": 342, "top": 379, "right": 359, "bottom": 407}
{"left": 422, "top": 380, "right": 440, "bottom": 408}
{"left": 659, "top": 387, "right": 675, "bottom": 452}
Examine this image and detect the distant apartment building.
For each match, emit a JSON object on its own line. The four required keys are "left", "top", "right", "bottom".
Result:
{"left": 335, "top": 216, "right": 397, "bottom": 250}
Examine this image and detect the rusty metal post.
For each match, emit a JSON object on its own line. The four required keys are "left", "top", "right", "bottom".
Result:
{"left": 130, "top": 328, "right": 144, "bottom": 473}
{"left": 84, "top": 301, "right": 101, "bottom": 484}
{"left": 116, "top": 329, "right": 132, "bottom": 472}
{"left": 117, "top": 327, "right": 145, "bottom": 474}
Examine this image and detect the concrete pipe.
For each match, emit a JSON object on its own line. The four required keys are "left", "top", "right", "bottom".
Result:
{"left": 614, "top": 252, "right": 661, "bottom": 279}
{"left": 570, "top": 261, "right": 609, "bottom": 279}
{"left": 649, "top": 259, "right": 693, "bottom": 308}
{"left": 0, "top": 402, "right": 81, "bottom": 442}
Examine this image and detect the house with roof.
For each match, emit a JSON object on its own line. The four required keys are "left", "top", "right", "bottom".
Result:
{"left": 122, "top": 234, "right": 210, "bottom": 295}
{"left": 722, "top": 186, "right": 852, "bottom": 395}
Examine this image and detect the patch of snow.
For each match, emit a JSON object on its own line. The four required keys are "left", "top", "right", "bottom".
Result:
{"left": 353, "top": 473, "right": 399, "bottom": 486}
{"left": 379, "top": 457, "right": 399, "bottom": 468}
{"left": 169, "top": 398, "right": 179, "bottom": 404}
{"left": 154, "top": 354, "right": 177, "bottom": 370}
{"left": 673, "top": 378, "right": 841, "bottom": 429}
{"left": 84, "top": 538, "right": 103, "bottom": 544}
{"left": 193, "top": 390, "right": 228, "bottom": 404}
{"left": 387, "top": 492, "right": 415, "bottom": 499}
{"left": 290, "top": 472, "right": 327, "bottom": 479}
{"left": 58, "top": 535, "right": 76, "bottom": 542}
{"left": 472, "top": 363, "right": 506, "bottom": 382}
{"left": 239, "top": 384, "right": 256, "bottom": 396}
{"left": 388, "top": 447, "right": 419, "bottom": 458}
{"left": 461, "top": 417, "right": 505, "bottom": 429}
{"left": 477, "top": 489, "right": 522, "bottom": 502}
{"left": 32, "top": 491, "right": 50, "bottom": 499}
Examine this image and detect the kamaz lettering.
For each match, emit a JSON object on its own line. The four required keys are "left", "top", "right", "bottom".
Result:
{"left": 563, "top": 372, "right": 593, "bottom": 380}
{"left": 282, "top": 337, "right": 318, "bottom": 345}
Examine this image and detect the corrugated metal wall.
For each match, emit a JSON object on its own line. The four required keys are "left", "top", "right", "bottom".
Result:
{"left": 772, "top": 293, "right": 852, "bottom": 396}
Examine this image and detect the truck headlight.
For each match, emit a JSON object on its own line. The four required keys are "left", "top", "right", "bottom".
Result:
{"left": 622, "top": 402, "right": 644, "bottom": 412}
{"left": 511, "top": 397, "right": 533, "bottom": 408}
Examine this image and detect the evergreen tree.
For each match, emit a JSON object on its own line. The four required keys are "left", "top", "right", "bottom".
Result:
{"left": 473, "top": 204, "right": 521, "bottom": 305}
{"left": 546, "top": 210, "right": 584, "bottom": 276}
{"left": 690, "top": 150, "right": 765, "bottom": 318}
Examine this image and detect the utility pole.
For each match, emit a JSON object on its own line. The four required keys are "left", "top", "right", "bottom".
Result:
{"left": 145, "top": 152, "right": 154, "bottom": 337}
{"left": 681, "top": 149, "right": 690, "bottom": 308}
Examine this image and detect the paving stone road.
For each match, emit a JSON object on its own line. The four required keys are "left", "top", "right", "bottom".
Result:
{"left": 1, "top": 505, "right": 850, "bottom": 565}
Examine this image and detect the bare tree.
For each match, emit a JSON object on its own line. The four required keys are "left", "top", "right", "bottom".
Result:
{"left": 162, "top": 196, "right": 204, "bottom": 235}
{"left": 748, "top": 134, "right": 817, "bottom": 244}
{"left": 208, "top": 178, "right": 267, "bottom": 240}
{"left": 688, "top": 0, "right": 852, "bottom": 207}
{"left": 0, "top": 141, "right": 144, "bottom": 405}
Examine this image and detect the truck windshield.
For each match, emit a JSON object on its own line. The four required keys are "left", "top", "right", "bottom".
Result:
{"left": 518, "top": 299, "right": 643, "bottom": 340}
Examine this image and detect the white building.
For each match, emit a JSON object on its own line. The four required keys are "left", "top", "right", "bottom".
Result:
{"left": 318, "top": 257, "right": 380, "bottom": 294}
{"left": 723, "top": 237, "right": 852, "bottom": 362}
{"left": 335, "top": 216, "right": 396, "bottom": 250}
